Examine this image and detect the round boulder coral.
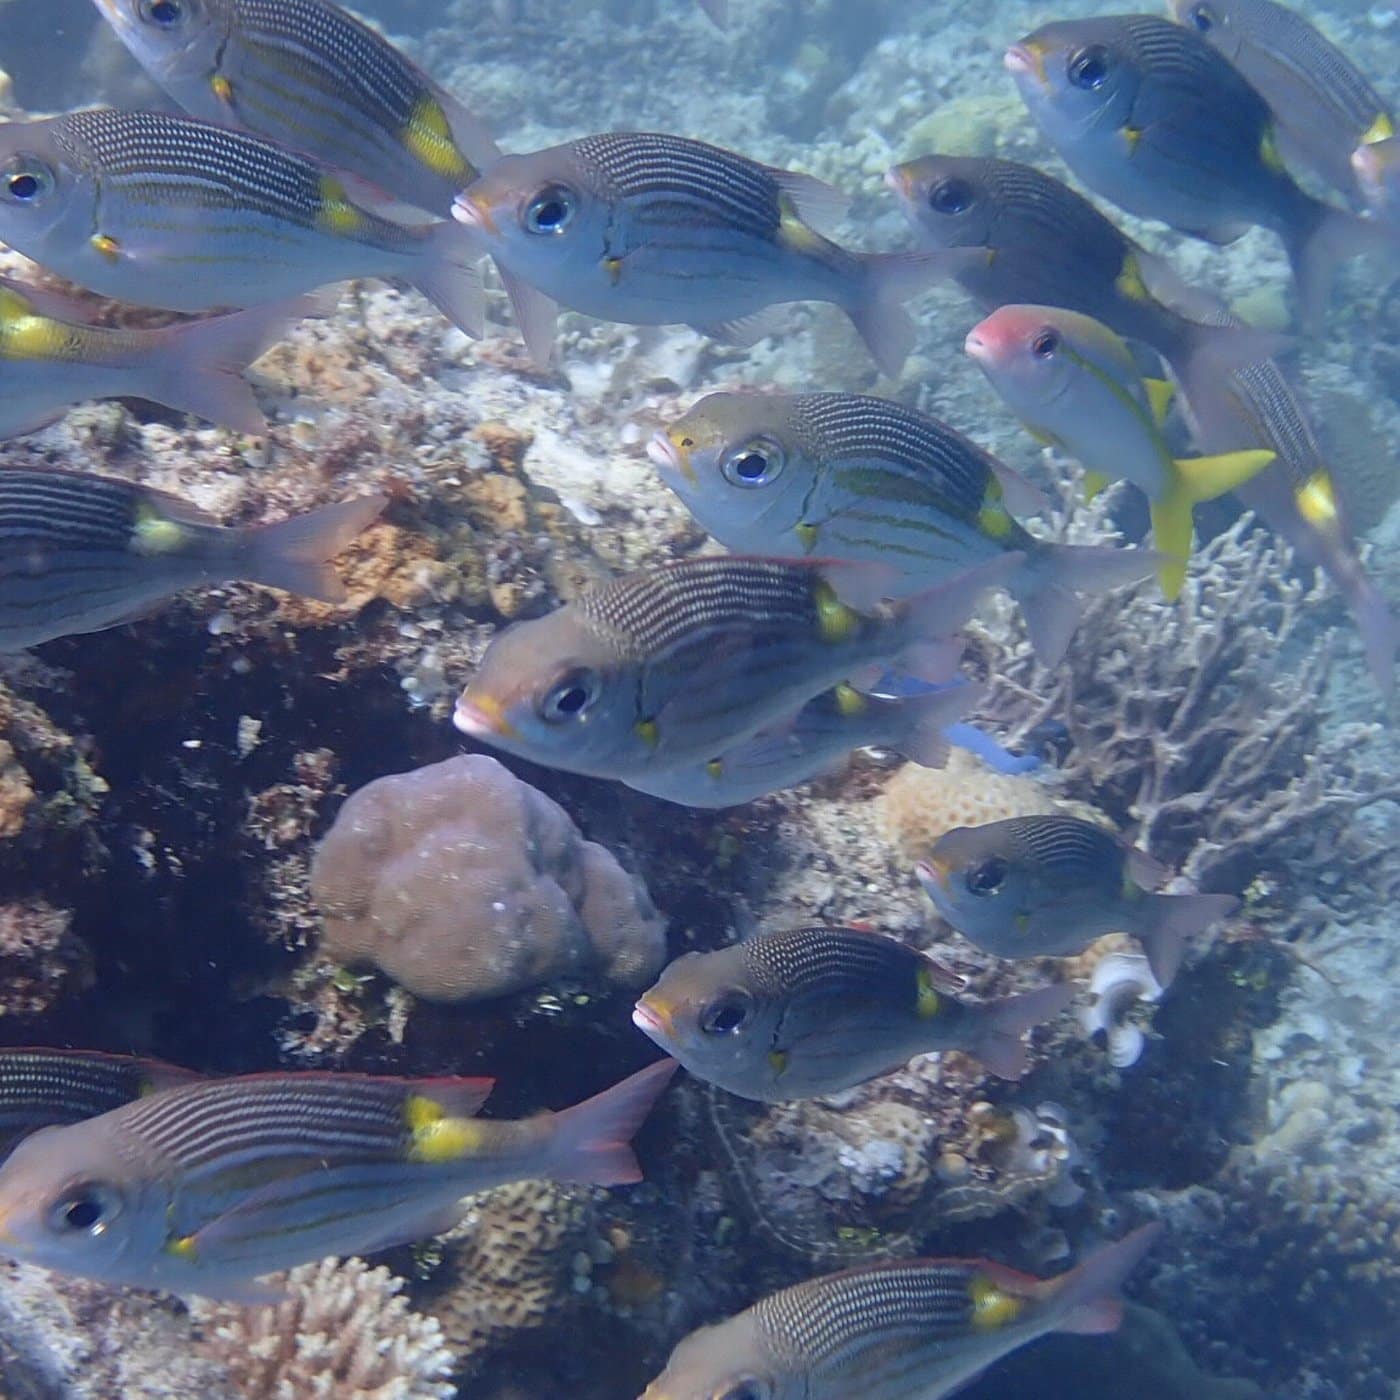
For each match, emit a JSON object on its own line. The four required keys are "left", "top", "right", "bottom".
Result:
{"left": 310, "top": 754, "right": 665, "bottom": 1002}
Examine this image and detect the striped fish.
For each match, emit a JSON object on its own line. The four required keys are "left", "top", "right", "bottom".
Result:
{"left": 642, "top": 1226, "right": 1162, "bottom": 1400}
{"left": 0, "top": 277, "right": 313, "bottom": 438}
{"left": 0, "top": 467, "right": 385, "bottom": 651}
{"left": 0, "top": 1060, "right": 675, "bottom": 1299}
{"left": 633, "top": 925, "right": 1072, "bottom": 1100}
{"left": 0, "top": 1048, "right": 199, "bottom": 1160}
{"left": 454, "top": 552, "right": 1021, "bottom": 783}
{"left": 1008, "top": 16, "right": 1386, "bottom": 325}
{"left": 1168, "top": 0, "right": 1394, "bottom": 206}
{"left": 0, "top": 110, "right": 483, "bottom": 334}
{"left": 650, "top": 391, "right": 1156, "bottom": 667}
{"left": 453, "top": 131, "right": 963, "bottom": 372}
{"left": 885, "top": 153, "right": 1281, "bottom": 409}
{"left": 624, "top": 681, "right": 979, "bottom": 809}
{"left": 918, "top": 815, "right": 1239, "bottom": 987}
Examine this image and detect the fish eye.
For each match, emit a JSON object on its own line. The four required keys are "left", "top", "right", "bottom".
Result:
{"left": 46, "top": 1182, "right": 123, "bottom": 1237}
{"left": 700, "top": 991, "right": 753, "bottom": 1036}
{"left": 523, "top": 184, "right": 576, "bottom": 235}
{"left": 928, "top": 176, "right": 974, "bottom": 215}
{"left": 0, "top": 157, "right": 54, "bottom": 205}
{"left": 715, "top": 1382, "right": 771, "bottom": 1400}
{"left": 966, "top": 856, "right": 1009, "bottom": 896}
{"left": 1032, "top": 329, "right": 1060, "bottom": 359}
{"left": 539, "top": 668, "right": 600, "bottom": 723}
{"left": 1189, "top": 3, "right": 1216, "bottom": 32}
{"left": 139, "top": 0, "right": 185, "bottom": 23}
{"left": 721, "top": 437, "right": 785, "bottom": 488}
{"left": 1068, "top": 44, "right": 1111, "bottom": 90}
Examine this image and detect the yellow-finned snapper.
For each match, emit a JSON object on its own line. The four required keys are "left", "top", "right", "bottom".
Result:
{"left": 640, "top": 1225, "right": 1163, "bottom": 1400}
{"left": 452, "top": 131, "right": 966, "bottom": 373}
{"left": 1006, "top": 15, "right": 1388, "bottom": 324}
{"left": 0, "top": 278, "right": 314, "bottom": 438}
{"left": 623, "top": 680, "right": 981, "bottom": 809}
{"left": 632, "top": 925, "right": 1073, "bottom": 1099}
{"left": 0, "top": 467, "right": 385, "bottom": 651}
{"left": 917, "top": 815, "right": 1239, "bottom": 987}
{"left": 649, "top": 391, "right": 1158, "bottom": 668}
{"left": 1167, "top": 0, "right": 1394, "bottom": 207}
{"left": 0, "top": 1048, "right": 200, "bottom": 1161}
{"left": 453, "top": 553, "right": 1017, "bottom": 783}
{"left": 0, "top": 110, "right": 484, "bottom": 335}
{"left": 964, "top": 304, "right": 1275, "bottom": 599}
{"left": 0, "top": 1059, "right": 676, "bottom": 1299}
{"left": 883, "top": 154, "right": 1281, "bottom": 418}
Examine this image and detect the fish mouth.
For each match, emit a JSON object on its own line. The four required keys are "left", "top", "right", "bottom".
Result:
{"left": 453, "top": 693, "right": 518, "bottom": 741}
{"left": 963, "top": 328, "right": 990, "bottom": 362}
{"left": 916, "top": 858, "right": 950, "bottom": 892}
{"left": 883, "top": 164, "right": 915, "bottom": 201}
{"left": 451, "top": 189, "right": 498, "bottom": 237}
{"left": 1004, "top": 41, "right": 1048, "bottom": 85}
{"left": 631, "top": 1000, "right": 672, "bottom": 1039}
{"left": 646, "top": 431, "right": 693, "bottom": 484}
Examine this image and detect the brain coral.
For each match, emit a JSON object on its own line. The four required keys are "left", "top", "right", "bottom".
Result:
{"left": 310, "top": 754, "right": 665, "bottom": 1002}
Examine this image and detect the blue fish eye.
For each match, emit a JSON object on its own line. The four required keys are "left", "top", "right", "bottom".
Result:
{"left": 966, "top": 857, "right": 1008, "bottom": 896}
{"left": 1190, "top": 4, "right": 1215, "bottom": 32}
{"left": 1, "top": 161, "right": 52, "bottom": 204}
{"left": 700, "top": 992, "right": 752, "bottom": 1036}
{"left": 1069, "top": 45, "right": 1111, "bottom": 90}
{"left": 722, "top": 438, "right": 785, "bottom": 488}
{"left": 929, "top": 177, "right": 973, "bottom": 215}
{"left": 524, "top": 184, "right": 576, "bottom": 235}
{"left": 141, "top": 0, "right": 185, "bottom": 24}
{"left": 1032, "top": 329, "right": 1059, "bottom": 359}
{"left": 47, "top": 1182, "right": 122, "bottom": 1236}
{"left": 539, "top": 668, "right": 599, "bottom": 723}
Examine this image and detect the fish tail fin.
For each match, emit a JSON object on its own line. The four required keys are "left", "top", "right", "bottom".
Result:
{"left": 1285, "top": 197, "right": 1394, "bottom": 330}
{"left": 848, "top": 250, "right": 971, "bottom": 376}
{"left": 897, "top": 682, "right": 988, "bottom": 768}
{"left": 543, "top": 1059, "right": 678, "bottom": 1186}
{"left": 146, "top": 298, "right": 315, "bottom": 434}
{"left": 971, "top": 980, "right": 1074, "bottom": 1079}
{"left": 1013, "top": 544, "right": 1157, "bottom": 667}
{"left": 1136, "top": 892, "right": 1238, "bottom": 988}
{"left": 1151, "top": 449, "right": 1274, "bottom": 599}
{"left": 239, "top": 495, "right": 387, "bottom": 603}
{"left": 498, "top": 264, "right": 559, "bottom": 366}
{"left": 415, "top": 223, "right": 486, "bottom": 339}
{"left": 1351, "top": 573, "right": 1400, "bottom": 699}
{"left": 1168, "top": 320, "right": 1289, "bottom": 420}
{"left": 1040, "top": 1224, "right": 1163, "bottom": 1335}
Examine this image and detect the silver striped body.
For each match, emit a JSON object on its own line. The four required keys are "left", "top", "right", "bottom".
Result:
{"left": 459, "top": 133, "right": 864, "bottom": 325}
{"left": 94, "top": 0, "right": 496, "bottom": 215}
{"left": 0, "top": 110, "right": 449, "bottom": 312}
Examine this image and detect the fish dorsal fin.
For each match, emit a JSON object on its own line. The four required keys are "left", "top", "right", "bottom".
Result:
{"left": 403, "top": 1076, "right": 496, "bottom": 1121}
{"left": 1142, "top": 377, "right": 1174, "bottom": 428}
{"left": 770, "top": 170, "right": 849, "bottom": 237}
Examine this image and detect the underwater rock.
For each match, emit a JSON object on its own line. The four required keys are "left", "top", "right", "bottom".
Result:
{"left": 191, "top": 1256, "right": 455, "bottom": 1400}
{"left": 0, "top": 901, "right": 93, "bottom": 1019}
{"left": 311, "top": 753, "right": 666, "bottom": 1002}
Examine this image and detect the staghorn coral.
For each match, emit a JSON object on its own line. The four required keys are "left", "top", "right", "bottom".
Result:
{"left": 311, "top": 754, "right": 666, "bottom": 1002}
{"left": 975, "top": 478, "right": 1400, "bottom": 938}
{"left": 191, "top": 1257, "right": 455, "bottom": 1400}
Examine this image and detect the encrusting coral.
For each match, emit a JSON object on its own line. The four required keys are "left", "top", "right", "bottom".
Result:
{"left": 191, "top": 1256, "right": 455, "bottom": 1400}
{"left": 310, "top": 753, "right": 666, "bottom": 1002}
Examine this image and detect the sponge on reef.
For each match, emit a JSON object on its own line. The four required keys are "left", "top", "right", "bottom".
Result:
{"left": 310, "top": 754, "right": 665, "bottom": 1002}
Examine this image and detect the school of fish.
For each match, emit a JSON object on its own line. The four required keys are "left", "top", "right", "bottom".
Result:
{"left": 0, "top": 0, "right": 1391, "bottom": 1392}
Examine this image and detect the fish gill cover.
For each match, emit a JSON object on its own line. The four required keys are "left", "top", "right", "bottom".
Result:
{"left": 0, "top": 0, "right": 1394, "bottom": 1397}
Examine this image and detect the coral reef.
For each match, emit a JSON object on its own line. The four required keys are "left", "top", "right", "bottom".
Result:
{"left": 191, "top": 1257, "right": 455, "bottom": 1400}
{"left": 310, "top": 753, "right": 666, "bottom": 1003}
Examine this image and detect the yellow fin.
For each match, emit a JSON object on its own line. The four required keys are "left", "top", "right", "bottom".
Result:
{"left": 1362, "top": 112, "right": 1395, "bottom": 145}
{"left": 1172, "top": 448, "right": 1275, "bottom": 505}
{"left": 832, "top": 682, "right": 867, "bottom": 718}
{"left": 1143, "top": 377, "right": 1175, "bottom": 428}
{"left": 131, "top": 504, "right": 189, "bottom": 557}
{"left": 1115, "top": 253, "right": 1149, "bottom": 304}
{"left": 405, "top": 1093, "right": 486, "bottom": 1163}
{"left": 603, "top": 256, "right": 623, "bottom": 284}
{"left": 165, "top": 1233, "right": 199, "bottom": 1261}
{"left": 316, "top": 176, "right": 368, "bottom": 237}
{"left": 767, "top": 1050, "right": 789, "bottom": 1076}
{"left": 1082, "top": 471, "right": 1111, "bottom": 503}
{"left": 403, "top": 95, "right": 470, "bottom": 180}
{"left": 813, "top": 581, "right": 858, "bottom": 643}
{"left": 794, "top": 521, "right": 819, "bottom": 554}
{"left": 969, "top": 1274, "right": 1025, "bottom": 1330}
{"left": 635, "top": 718, "right": 660, "bottom": 747}
{"left": 705, "top": 757, "right": 725, "bottom": 779}
{"left": 976, "top": 481, "right": 1014, "bottom": 540}
{"left": 91, "top": 234, "right": 122, "bottom": 262}
{"left": 777, "top": 198, "right": 824, "bottom": 254}
{"left": 916, "top": 964, "right": 941, "bottom": 1020}
{"left": 1149, "top": 488, "right": 1193, "bottom": 601}
{"left": 210, "top": 74, "right": 233, "bottom": 104}
{"left": 1122, "top": 125, "right": 1143, "bottom": 155}
{"left": 1296, "top": 470, "right": 1340, "bottom": 527}
{"left": 1259, "top": 127, "right": 1287, "bottom": 175}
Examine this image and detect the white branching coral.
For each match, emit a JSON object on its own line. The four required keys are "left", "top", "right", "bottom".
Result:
{"left": 191, "top": 1257, "right": 456, "bottom": 1400}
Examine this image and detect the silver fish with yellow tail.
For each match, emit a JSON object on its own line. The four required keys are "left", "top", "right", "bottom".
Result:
{"left": 0, "top": 1048, "right": 200, "bottom": 1161}
{"left": 650, "top": 391, "right": 1157, "bottom": 667}
{"left": 1007, "top": 15, "right": 1387, "bottom": 324}
{"left": 1167, "top": 0, "right": 1394, "bottom": 206}
{"left": 917, "top": 814, "right": 1238, "bottom": 987}
{"left": 453, "top": 553, "right": 1018, "bottom": 783}
{"left": 0, "top": 109, "right": 484, "bottom": 335}
{"left": 0, "top": 1059, "right": 676, "bottom": 1300}
{"left": 623, "top": 681, "right": 980, "bottom": 810}
{"left": 641, "top": 1225, "right": 1163, "bottom": 1400}
{"left": 633, "top": 925, "right": 1073, "bottom": 1099}
{"left": 0, "top": 278, "right": 312, "bottom": 438}
{"left": 964, "top": 304, "right": 1275, "bottom": 599}
{"left": 453, "top": 131, "right": 963, "bottom": 372}
{"left": 0, "top": 467, "right": 385, "bottom": 651}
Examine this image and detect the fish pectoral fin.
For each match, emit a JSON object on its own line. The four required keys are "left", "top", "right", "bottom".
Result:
{"left": 690, "top": 307, "right": 789, "bottom": 346}
{"left": 1142, "top": 377, "right": 1175, "bottom": 427}
{"left": 1081, "top": 471, "right": 1112, "bottom": 503}
{"left": 771, "top": 170, "right": 850, "bottom": 237}
{"left": 347, "top": 1200, "right": 468, "bottom": 1256}
{"left": 989, "top": 460, "right": 1048, "bottom": 518}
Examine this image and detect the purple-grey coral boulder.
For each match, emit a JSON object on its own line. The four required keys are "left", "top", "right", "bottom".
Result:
{"left": 310, "top": 754, "right": 665, "bottom": 1002}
